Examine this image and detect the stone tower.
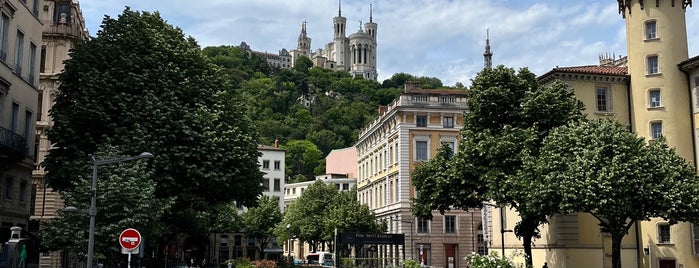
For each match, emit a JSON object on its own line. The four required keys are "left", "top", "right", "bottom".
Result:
{"left": 297, "top": 21, "right": 311, "bottom": 57}
{"left": 617, "top": 1, "right": 697, "bottom": 268}
{"left": 333, "top": 0, "right": 347, "bottom": 69}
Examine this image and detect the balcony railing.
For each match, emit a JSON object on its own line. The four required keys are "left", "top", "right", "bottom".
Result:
{"left": 0, "top": 125, "right": 28, "bottom": 159}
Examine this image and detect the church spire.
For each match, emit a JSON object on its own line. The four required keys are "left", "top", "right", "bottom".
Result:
{"left": 370, "top": 3, "right": 373, "bottom": 23}
{"left": 483, "top": 29, "right": 493, "bottom": 69}
{"left": 338, "top": 0, "right": 342, "bottom": 16}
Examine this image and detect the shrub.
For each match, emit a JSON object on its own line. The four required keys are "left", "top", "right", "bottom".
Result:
{"left": 464, "top": 252, "right": 524, "bottom": 268}
{"left": 251, "top": 259, "right": 277, "bottom": 268}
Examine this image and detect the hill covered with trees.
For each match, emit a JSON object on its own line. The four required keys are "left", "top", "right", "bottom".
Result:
{"left": 203, "top": 45, "right": 449, "bottom": 182}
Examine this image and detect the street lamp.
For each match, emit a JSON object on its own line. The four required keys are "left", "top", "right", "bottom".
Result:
{"left": 482, "top": 203, "right": 512, "bottom": 257}
{"left": 286, "top": 224, "right": 291, "bottom": 260}
{"left": 86, "top": 152, "right": 154, "bottom": 268}
{"left": 392, "top": 218, "right": 414, "bottom": 260}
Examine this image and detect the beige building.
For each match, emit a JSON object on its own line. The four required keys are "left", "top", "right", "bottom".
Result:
{"left": 355, "top": 82, "right": 482, "bottom": 268}
{"left": 0, "top": 0, "right": 44, "bottom": 244}
{"left": 490, "top": 1, "right": 699, "bottom": 268}
{"left": 30, "top": 0, "right": 87, "bottom": 266}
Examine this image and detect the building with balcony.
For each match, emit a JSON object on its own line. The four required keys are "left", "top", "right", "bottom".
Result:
{"left": 355, "top": 82, "right": 481, "bottom": 268}
{"left": 0, "top": 0, "right": 44, "bottom": 246}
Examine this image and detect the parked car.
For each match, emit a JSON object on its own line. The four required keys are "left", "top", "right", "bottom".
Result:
{"left": 171, "top": 262, "right": 188, "bottom": 268}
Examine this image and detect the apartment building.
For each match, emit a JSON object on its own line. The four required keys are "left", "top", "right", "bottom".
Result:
{"left": 0, "top": 0, "right": 44, "bottom": 245}
{"left": 355, "top": 82, "right": 481, "bottom": 268}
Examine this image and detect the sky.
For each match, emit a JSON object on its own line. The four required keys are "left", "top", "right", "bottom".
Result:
{"left": 78, "top": 0, "right": 699, "bottom": 87}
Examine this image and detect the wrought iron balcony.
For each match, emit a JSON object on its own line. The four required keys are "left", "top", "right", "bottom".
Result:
{"left": 0, "top": 125, "right": 28, "bottom": 159}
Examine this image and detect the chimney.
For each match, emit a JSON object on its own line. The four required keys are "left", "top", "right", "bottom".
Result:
{"left": 274, "top": 139, "right": 279, "bottom": 148}
{"left": 377, "top": 106, "right": 387, "bottom": 115}
{"left": 404, "top": 81, "right": 421, "bottom": 93}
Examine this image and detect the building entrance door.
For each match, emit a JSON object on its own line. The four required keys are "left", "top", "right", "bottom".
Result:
{"left": 445, "top": 244, "right": 457, "bottom": 268}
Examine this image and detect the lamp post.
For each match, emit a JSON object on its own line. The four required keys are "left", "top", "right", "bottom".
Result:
{"left": 86, "top": 152, "right": 154, "bottom": 268}
{"left": 482, "top": 203, "right": 512, "bottom": 257}
{"left": 286, "top": 224, "right": 291, "bottom": 260}
{"left": 392, "top": 218, "right": 414, "bottom": 260}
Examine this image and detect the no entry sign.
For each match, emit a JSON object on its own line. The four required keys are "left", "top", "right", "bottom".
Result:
{"left": 119, "top": 228, "right": 142, "bottom": 250}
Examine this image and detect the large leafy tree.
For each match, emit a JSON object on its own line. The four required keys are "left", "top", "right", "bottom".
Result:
{"left": 243, "top": 196, "right": 283, "bottom": 259}
{"left": 41, "top": 145, "right": 173, "bottom": 267}
{"left": 43, "top": 7, "right": 263, "bottom": 258}
{"left": 284, "top": 140, "right": 323, "bottom": 182}
{"left": 525, "top": 118, "right": 699, "bottom": 268}
{"left": 278, "top": 182, "right": 382, "bottom": 253}
{"left": 412, "top": 65, "right": 584, "bottom": 267}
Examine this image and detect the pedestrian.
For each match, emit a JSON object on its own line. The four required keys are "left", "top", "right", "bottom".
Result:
{"left": 227, "top": 260, "right": 233, "bottom": 268}
{"left": 542, "top": 262, "right": 548, "bottom": 268}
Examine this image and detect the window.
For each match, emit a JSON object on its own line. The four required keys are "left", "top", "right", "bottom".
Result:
{"left": 40, "top": 45, "right": 45, "bottom": 73}
{"left": 262, "top": 179, "right": 269, "bottom": 191}
{"left": 15, "top": 31, "right": 24, "bottom": 75}
{"left": 29, "top": 43, "right": 36, "bottom": 84}
{"left": 596, "top": 86, "right": 611, "bottom": 112}
{"left": 415, "top": 140, "right": 428, "bottom": 161}
{"left": 32, "top": 0, "right": 39, "bottom": 16}
{"left": 24, "top": 110, "right": 32, "bottom": 140}
{"left": 416, "top": 115, "right": 427, "bottom": 127}
{"left": 658, "top": 223, "right": 671, "bottom": 244}
{"left": 445, "top": 215, "right": 456, "bottom": 233}
{"left": 4, "top": 177, "right": 13, "bottom": 200}
{"left": 647, "top": 55, "right": 659, "bottom": 74}
{"left": 273, "top": 178, "right": 280, "bottom": 192}
{"left": 274, "top": 160, "right": 281, "bottom": 170}
{"left": 477, "top": 224, "right": 487, "bottom": 255}
{"left": 649, "top": 89, "right": 661, "bottom": 108}
{"left": 262, "top": 160, "right": 269, "bottom": 169}
{"left": 11, "top": 102, "right": 19, "bottom": 132}
{"left": 645, "top": 20, "right": 657, "bottom": 39}
{"left": 343, "top": 183, "right": 349, "bottom": 190}
{"left": 0, "top": 13, "right": 8, "bottom": 61}
{"left": 651, "top": 121, "right": 663, "bottom": 140}
{"left": 443, "top": 117, "right": 454, "bottom": 128}
{"left": 442, "top": 141, "right": 455, "bottom": 157}
{"left": 19, "top": 181, "right": 27, "bottom": 202}
{"left": 417, "top": 217, "right": 430, "bottom": 233}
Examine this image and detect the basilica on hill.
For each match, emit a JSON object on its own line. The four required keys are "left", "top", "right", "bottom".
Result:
{"left": 239, "top": 1, "right": 378, "bottom": 80}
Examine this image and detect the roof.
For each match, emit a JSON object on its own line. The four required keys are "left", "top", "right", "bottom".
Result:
{"left": 538, "top": 65, "right": 628, "bottom": 83}
{"left": 679, "top": 55, "right": 699, "bottom": 72}
{"left": 258, "top": 144, "right": 285, "bottom": 151}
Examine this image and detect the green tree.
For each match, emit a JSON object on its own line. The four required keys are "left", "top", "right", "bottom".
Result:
{"left": 284, "top": 140, "right": 323, "bottom": 181}
{"left": 42, "top": 8, "right": 263, "bottom": 260}
{"left": 412, "top": 66, "right": 584, "bottom": 268}
{"left": 280, "top": 181, "right": 338, "bottom": 252}
{"left": 41, "top": 145, "right": 173, "bottom": 267}
{"left": 243, "top": 196, "right": 283, "bottom": 259}
{"left": 525, "top": 118, "right": 699, "bottom": 268}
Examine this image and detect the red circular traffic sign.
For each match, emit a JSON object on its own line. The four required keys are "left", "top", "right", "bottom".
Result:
{"left": 119, "top": 228, "right": 142, "bottom": 250}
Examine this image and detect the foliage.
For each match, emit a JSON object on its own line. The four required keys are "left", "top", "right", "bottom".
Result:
{"left": 525, "top": 118, "right": 699, "bottom": 268}
{"left": 277, "top": 182, "right": 382, "bottom": 252}
{"left": 283, "top": 140, "right": 323, "bottom": 182}
{"left": 465, "top": 252, "right": 524, "bottom": 268}
{"left": 251, "top": 259, "right": 278, "bottom": 268}
{"left": 411, "top": 65, "right": 584, "bottom": 268}
{"left": 243, "top": 196, "right": 283, "bottom": 258}
{"left": 403, "top": 259, "right": 421, "bottom": 268}
{"left": 41, "top": 145, "right": 172, "bottom": 266}
{"left": 42, "top": 7, "right": 263, "bottom": 262}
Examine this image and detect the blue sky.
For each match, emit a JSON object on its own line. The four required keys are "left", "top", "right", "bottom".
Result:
{"left": 78, "top": 0, "right": 699, "bottom": 87}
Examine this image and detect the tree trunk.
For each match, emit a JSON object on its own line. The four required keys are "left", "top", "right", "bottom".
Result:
{"left": 522, "top": 234, "right": 533, "bottom": 268}
{"left": 611, "top": 233, "right": 623, "bottom": 268}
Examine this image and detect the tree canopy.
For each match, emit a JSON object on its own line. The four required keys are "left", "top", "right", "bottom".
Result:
{"left": 524, "top": 118, "right": 699, "bottom": 268}
{"left": 42, "top": 8, "right": 263, "bottom": 263}
{"left": 243, "top": 196, "right": 283, "bottom": 259}
{"left": 278, "top": 181, "right": 383, "bottom": 253}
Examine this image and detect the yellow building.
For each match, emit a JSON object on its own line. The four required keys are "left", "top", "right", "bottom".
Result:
{"left": 491, "top": 1, "right": 699, "bottom": 267}
{"left": 355, "top": 82, "right": 482, "bottom": 268}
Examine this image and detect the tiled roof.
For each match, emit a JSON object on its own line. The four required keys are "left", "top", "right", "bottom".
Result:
{"left": 538, "top": 65, "right": 628, "bottom": 82}
{"left": 679, "top": 55, "right": 699, "bottom": 72}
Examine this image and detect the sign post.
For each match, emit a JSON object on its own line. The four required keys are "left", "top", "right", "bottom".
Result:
{"left": 119, "top": 228, "right": 142, "bottom": 268}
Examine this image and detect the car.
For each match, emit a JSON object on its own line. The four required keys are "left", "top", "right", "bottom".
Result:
{"left": 170, "top": 262, "right": 188, "bottom": 268}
